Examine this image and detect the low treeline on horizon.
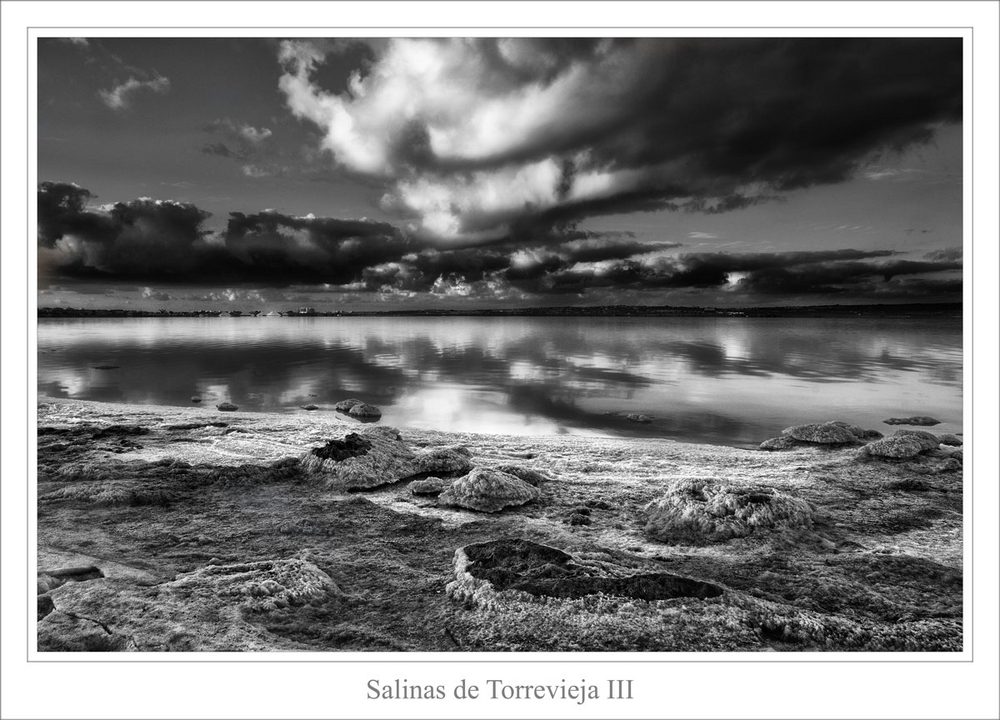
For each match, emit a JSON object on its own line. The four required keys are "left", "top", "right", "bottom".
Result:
{"left": 37, "top": 302, "right": 962, "bottom": 319}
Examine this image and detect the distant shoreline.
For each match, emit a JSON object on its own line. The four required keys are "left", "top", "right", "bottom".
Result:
{"left": 37, "top": 301, "right": 962, "bottom": 320}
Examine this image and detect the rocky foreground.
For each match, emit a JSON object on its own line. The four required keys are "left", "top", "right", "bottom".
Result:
{"left": 36, "top": 398, "right": 963, "bottom": 652}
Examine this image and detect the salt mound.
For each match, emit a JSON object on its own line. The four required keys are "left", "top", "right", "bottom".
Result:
{"left": 890, "top": 429, "right": 940, "bottom": 452}
{"left": 644, "top": 479, "right": 814, "bottom": 544}
{"left": 858, "top": 434, "right": 927, "bottom": 460}
{"left": 410, "top": 478, "right": 448, "bottom": 496}
{"left": 347, "top": 403, "right": 382, "bottom": 421}
{"left": 300, "top": 428, "right": 476, "bottom": 490}
{"left": 759, "top": 436, "right": 805, "bottom": 451}
{"left": 171, "top": 557, "right": 339, "bottom": 612}
{"left": 414, "top": 447, "right": 473, "bottom": 476}
{"left": 438, "top": 468, "right": 539, "bottom": 513}
{"left": 446, "top": 538, "right": 723, "bottom": 606}
{"left": 782, "top": 422, "right": 857, "bottom": 445}
{"left": 494, "top": 464, "right": 550, "bottom": 487}
{"left": 884, "top": 416, "right": 940, "bottom": 426}
{"left": 299, "top": 427, "right": 417, "bottom": 489}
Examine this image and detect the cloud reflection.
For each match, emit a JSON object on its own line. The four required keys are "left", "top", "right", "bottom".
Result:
{"left": 37, "top": 316, "right": 962, "bottom": 445}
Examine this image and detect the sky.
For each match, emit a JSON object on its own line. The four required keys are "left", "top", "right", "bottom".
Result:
{"left": 36, "top": 36, "right": 964, "bottom": 311}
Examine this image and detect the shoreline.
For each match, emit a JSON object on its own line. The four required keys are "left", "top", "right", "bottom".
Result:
{"left": 35, "top": 396, "right": 964, "bottom": 652}
{"left": 37, "top": 302, "right": 962, "bottom": 319}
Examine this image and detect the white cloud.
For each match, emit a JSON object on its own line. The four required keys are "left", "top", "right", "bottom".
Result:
{"left": 276, "top": 39, "right": 669, "bottom": 239}
{"left": 98, "top": 75, "right": 170, "bottom": 111}
{"left": 275, "top": 38, "right": 961, "bottom": 242}
{"left": 862, "top": 167, "right": 927, "bottom": 182}
{"left": 239, "top": 125, "right": 272, "bottom": 144}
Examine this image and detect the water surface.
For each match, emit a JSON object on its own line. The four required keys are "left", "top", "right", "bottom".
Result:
{"left": 36, "top": 315, "right": 963, "bottom": 447}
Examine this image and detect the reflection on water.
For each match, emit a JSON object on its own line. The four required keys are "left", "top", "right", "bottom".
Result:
{"left": 36, "top": 315, "right": 963, "bottom": 447}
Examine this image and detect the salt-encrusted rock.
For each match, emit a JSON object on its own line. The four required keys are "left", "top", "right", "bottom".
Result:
{"left": 168, "top": 557, "right": 340, "bottom": 611}
{"left": 299, "top": 429, "right": 472, "bottom": 490}
{"left": 216, "top": 402, "right": 239, "bottom": 412}
{"left": 414, "top": 447, "right": 473, "bottom": 476}
{"left": 446, "top": 538, "right": 723, "bottom": 605}
{"left": 37, "top": 610, "right": 138, "bottom": 652}
{"left": 626, "top": 413, "right": 653, "bottom": 424}
{"left": 437, "top": 468, "right": 539, "bottom": 513}
{"left": 827, "top": 421, "right": 867, "bottom": 439}
{"left": 347, "top": 402, "right": 382, "bottom": 421}
{"left": 299, "top": 427, "right": 417, "bottom": 490}
{"left": 891, "top": 429, "right": 940, "bottom": 452}
{"left": 759, "top": 436, "right": 805, "bottom": 451}
{"left": 300, "top": 404, "right": 320, "bottom": 411}
{"left": 37, "top": 566, "right": 104, "bottom": 594}
{"left": 857, "top": 435, "right": 924, "bottom": 460}
{"left": 37, "top": 594, "right": 54, "bottom": 621}
{"left": 334, "top": 398, "right": 364, "bottom": 412}
{"left": 883, "top": 416, "right": 941, "bottom": 426}
{"left": 409, "top": 477, "right": 449, "bottom": 496}
{"left": 937, "top": 433, "right": 963, "bottom": 447}
{"left": 825, "top": 421, "right": 882, "bottom": 440}
{"left": 494, "top": 464, "right": 550, "bottom": 486}
{"left": 643, "top": 479, "right": 814, "bottom": 545}
{"left": 782, "top": 422, "right": 857, "bottom": 445}
{"left": 37, "top": 557, "right": 339, "bottom": 652}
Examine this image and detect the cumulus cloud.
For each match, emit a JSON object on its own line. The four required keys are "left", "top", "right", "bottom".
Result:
{"left": 277, "top": 37, "right": 962, "bottom": 240}
{"left": 201, "top": 118, "right": 274, "bottom": 160}
{"left": 98, "top": 74, "right": 170, "bottom": 110}
{"left": 221, "top": 209, "right": 411, "bottom": 284}
{"left": 38, "top": 182, "right": 215, "bottom": 281}
{"left": 140, "top": 287, "right": 173, "bottom": 302}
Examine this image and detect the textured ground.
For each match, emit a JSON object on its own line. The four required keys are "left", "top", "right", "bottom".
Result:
{"left": 35, "top": 397, "right": 963, "bottom": 652}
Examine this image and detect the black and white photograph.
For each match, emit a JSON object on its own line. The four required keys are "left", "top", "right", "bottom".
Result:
{"left": 32, "top": 32, "right": 969, "bottom": 652}
{"left": 4, "top": 2, "right": 1000, "bottom": 718}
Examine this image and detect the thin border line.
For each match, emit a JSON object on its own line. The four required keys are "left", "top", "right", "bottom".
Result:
{"left": 27, "top": 28, "right": 973, "bottom": 664}
{"left": 28, "top": 25, "right": 976, "bottom": 28}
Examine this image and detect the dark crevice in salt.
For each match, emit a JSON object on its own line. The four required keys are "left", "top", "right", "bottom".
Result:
{"left": 465, "top": 539, "right": 723, "bottom": 601}
{"left": 312, "top": 433, "right": 373, "bottom": 462}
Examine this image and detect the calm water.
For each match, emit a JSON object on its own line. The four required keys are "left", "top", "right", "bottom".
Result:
{"left": 36, "top": 316, "right": 963, "bottom": 447}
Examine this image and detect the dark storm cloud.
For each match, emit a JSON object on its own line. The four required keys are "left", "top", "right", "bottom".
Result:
{"left": 37, "top": 183, "right": 418, "bottom": 286}
{"left": 280, "top": 37, "right": 962, "bottom": 239}
{"left": 504, "top": 248, "right": 963, "bottom": 297}
{"left": 37, "top": 182, "right": 213, "bottom": 281}
{"left": 733, "top": 258, "right": 963, "bottom": 295}
{"left": 37, "top": 182, "right": 113, "bottom": 247}
{"left": 38, "top": 183, "right": 962, "bottom": 302}
{"left": 221, "top": 210, "right": 412, "bottom": 285}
